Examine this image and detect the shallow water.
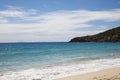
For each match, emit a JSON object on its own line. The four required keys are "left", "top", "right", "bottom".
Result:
{"left": 0, "top": 42, "right": 120, "bottom": 80}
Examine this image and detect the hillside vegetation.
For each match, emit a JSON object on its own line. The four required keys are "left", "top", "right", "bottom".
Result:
{"left": 70, "top": 26, "right": 120, "bottom": 42}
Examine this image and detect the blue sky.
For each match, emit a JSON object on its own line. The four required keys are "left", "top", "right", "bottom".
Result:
{"left": 0, "top": 0, "right": 120, "bottom": 42}
{"left": 0, "top": 0, "right": 120, "bottom": 11}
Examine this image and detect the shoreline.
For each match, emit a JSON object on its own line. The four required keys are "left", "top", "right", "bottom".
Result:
{"left": 0, "top": 58, "right": 120, "bottom": 80}
{"left": 56, "top": 67, "right": 120, "bottom": 80}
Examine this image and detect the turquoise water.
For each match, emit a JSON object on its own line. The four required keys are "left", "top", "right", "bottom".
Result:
{"left": 0, "top": 42, "right": 120, "bottom": 72}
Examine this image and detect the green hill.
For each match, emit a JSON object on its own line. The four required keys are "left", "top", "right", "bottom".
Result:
{"left": 70, "top": 26, "right": 120, "bottom": 42}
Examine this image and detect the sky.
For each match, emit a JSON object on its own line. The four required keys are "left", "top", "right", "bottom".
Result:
{"left": 0, "top": 0, "right": 120, "bottom": 42}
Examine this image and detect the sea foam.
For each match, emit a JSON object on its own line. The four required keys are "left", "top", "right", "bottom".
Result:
{"left": 0, "top": 58, "right": 120, "bottom": 80}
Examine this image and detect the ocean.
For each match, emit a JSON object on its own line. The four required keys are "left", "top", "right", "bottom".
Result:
{"left": 0, "top": 42, "right": 120, "bottom": 80}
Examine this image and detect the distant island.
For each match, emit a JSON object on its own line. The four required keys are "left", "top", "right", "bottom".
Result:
{"left": 70, "top": 26, "right": 120, "bottom": 42}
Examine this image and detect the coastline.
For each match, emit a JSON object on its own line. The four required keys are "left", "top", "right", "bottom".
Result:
{"left": 56, "top": 67, "right": 120, "bottom": 80}
{"left": 0, "top": 43, "right": 120, "bottom": 80}
{"left": 0, "top": 58, "right": 120, "bottom": 80}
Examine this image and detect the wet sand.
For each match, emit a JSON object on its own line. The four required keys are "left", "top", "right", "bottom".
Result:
{"left": 56, "top": 67, "right": 120, "bottom": 80}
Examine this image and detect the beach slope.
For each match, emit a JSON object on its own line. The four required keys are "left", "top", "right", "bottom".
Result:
{"left": 56, "top": 67, "right": 120, "bottom": 80}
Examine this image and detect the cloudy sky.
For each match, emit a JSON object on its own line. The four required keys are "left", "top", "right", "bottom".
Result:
{"left": 0, "top": 0, "right": 120, "bottom": 42}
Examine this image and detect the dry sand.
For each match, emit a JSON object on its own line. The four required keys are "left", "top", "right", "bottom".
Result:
{"left": 56, "top": 67, "right": 120, "bottom": 80}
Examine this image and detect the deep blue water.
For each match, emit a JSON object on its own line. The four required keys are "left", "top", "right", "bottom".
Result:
{"left": 0, "top": 42, "right": 120, "bottom": 72}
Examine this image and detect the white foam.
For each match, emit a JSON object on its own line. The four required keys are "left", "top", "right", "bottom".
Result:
{"left": 0, "top": 58, "right": 120, "bottom": 80}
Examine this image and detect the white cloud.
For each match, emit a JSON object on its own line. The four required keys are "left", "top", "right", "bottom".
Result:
{"left": 0, "top": 17, "right": 8, "bottom": 23}
{"left": 0, "top": 6, "right": 120, "bottom": 42}
{"left": 0, "top": 6, "right": 38, "bottom": 23}
{"left": 0, "top": 6, "right": 25, "bottom": 17}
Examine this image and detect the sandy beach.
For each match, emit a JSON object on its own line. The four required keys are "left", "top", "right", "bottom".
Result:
{"left": 56, "top": 67, "right": 120, "bottom": 80}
